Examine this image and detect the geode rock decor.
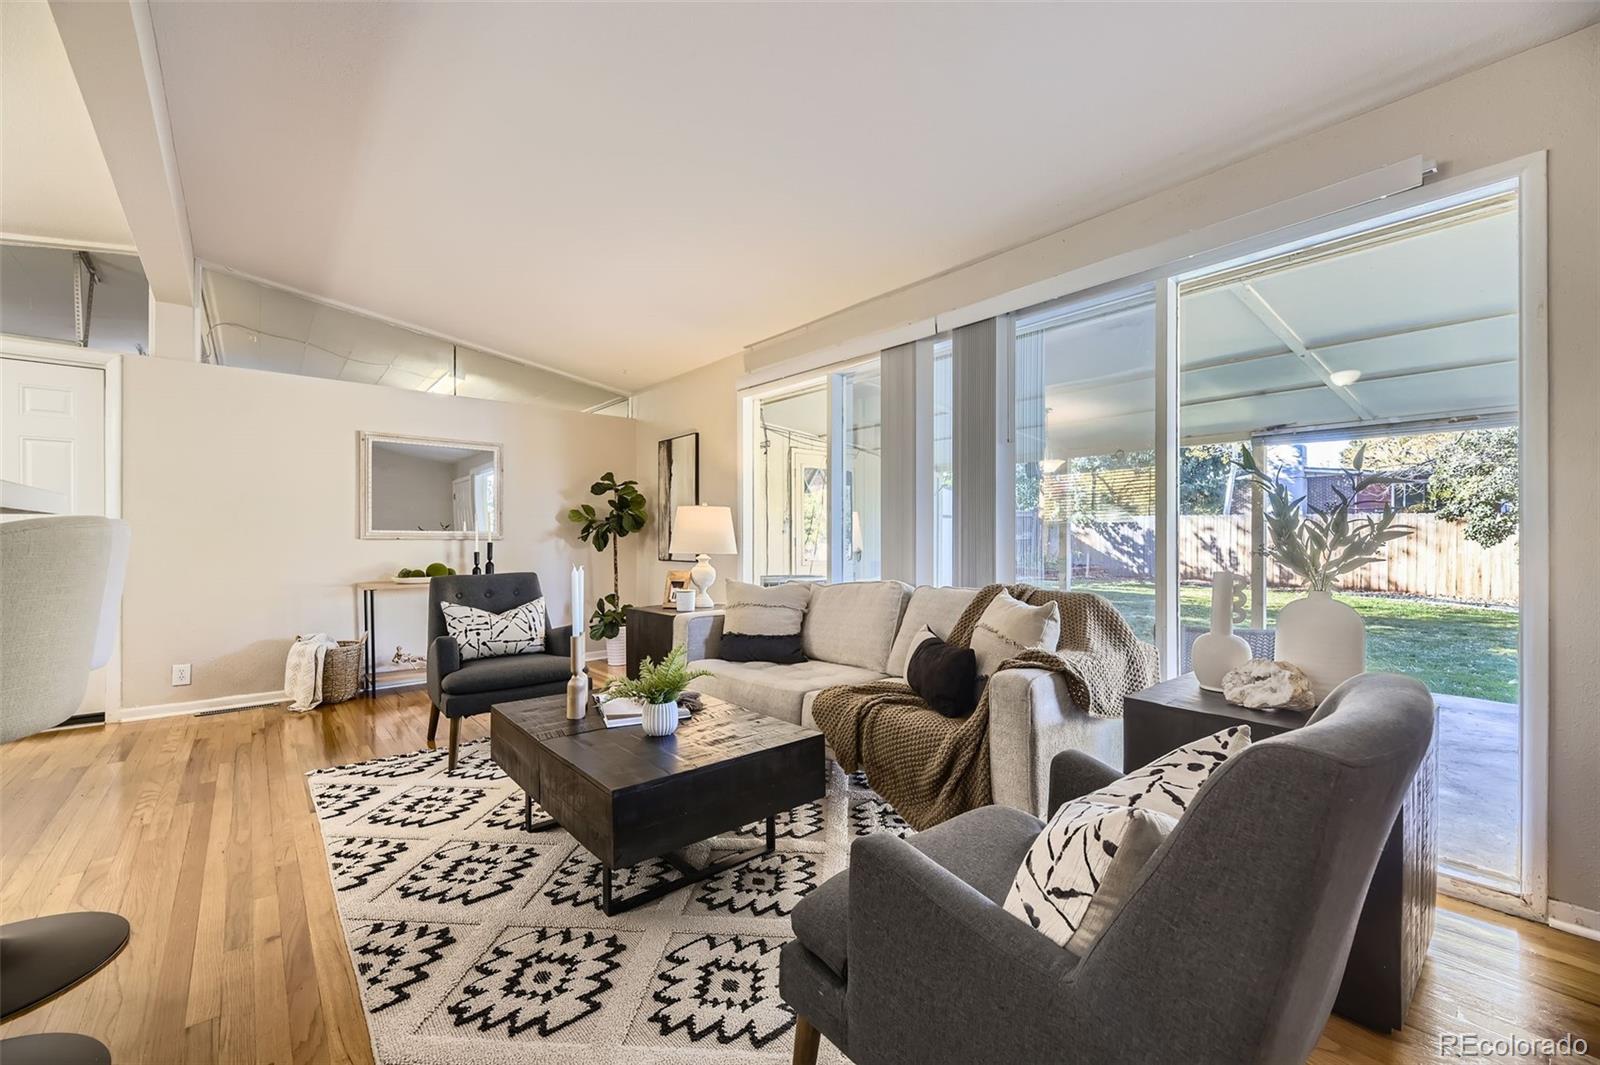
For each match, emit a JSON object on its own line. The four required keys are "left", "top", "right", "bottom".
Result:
{"left": 1221, "top": 659, "right": 1316, "bottom": 711}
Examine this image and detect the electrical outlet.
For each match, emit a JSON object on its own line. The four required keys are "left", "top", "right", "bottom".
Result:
{"left": 172, "top": 663, "right": 192, "bottom": 687}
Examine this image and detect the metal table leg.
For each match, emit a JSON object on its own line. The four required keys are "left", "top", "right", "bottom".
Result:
{"left": 600, "top": 813, "right": 779, "bottom": 917}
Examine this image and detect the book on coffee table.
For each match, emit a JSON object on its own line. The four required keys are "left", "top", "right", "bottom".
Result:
{"left": 597, "top": 697, "right": 690, "bottom": 729}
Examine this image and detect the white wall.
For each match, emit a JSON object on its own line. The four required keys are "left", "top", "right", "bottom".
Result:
{"left": 628, "top": 353, "right": 744, "bottom": 607}
{"left": 628, "top": 25, "right": 1600, "bottom": 914}
{"left": 120, "top": 357, "right": 636, "bottom": 708}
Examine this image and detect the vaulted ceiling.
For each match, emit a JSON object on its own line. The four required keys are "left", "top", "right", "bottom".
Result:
{"left": 131, "top": 2, "right": 1600, "bottom": 392}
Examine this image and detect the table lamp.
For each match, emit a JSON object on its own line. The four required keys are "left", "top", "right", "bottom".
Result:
{"left": 670, "top": 504, "right": 737, "bottom": 608}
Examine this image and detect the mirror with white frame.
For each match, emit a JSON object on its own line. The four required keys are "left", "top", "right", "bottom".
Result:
{"left": 360, "top": 432, "right": 502, "bottom": 539}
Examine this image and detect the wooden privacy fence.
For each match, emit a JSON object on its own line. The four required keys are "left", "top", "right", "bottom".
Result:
{"left": 1020, "top": 514, "right": 1519, "bottom": 605}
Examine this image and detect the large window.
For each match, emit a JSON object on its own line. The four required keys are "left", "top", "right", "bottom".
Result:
{"left": 749, "top": 360, "right": 883, "bottom": 585}
{"left": 1013, "top": 289, "right": 1158, "bottom": 640}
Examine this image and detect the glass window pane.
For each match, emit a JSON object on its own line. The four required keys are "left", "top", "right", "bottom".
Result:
{"left": 1, "top": 243, "right": 148, "bottom": 353}
{"left": 839, "top": 363, "right": 881, "bottom": 582}
{"left": 1014, "top": 288, "right": 1157, "bottom": 640}
{"left": 932, "top": 337, "right": 954, "bottom": 586}
{"left": 752, "top": 384, "right": 829, "bottom": 584}
{"left": 199, "top": 267, "right": 624, "bottom": 410}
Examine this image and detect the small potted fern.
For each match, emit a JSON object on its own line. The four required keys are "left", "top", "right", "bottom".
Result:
{"left": 602, "top": 645, "right": 711, "bottom": 737}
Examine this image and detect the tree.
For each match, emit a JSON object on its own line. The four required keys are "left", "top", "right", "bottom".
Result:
{"left": 1177, "top": 444, "right": 1236, "bottom": 514}
{"left": 567, "top": 472, "right": 647, "bottom": 640}
{"left": 1427, "top": 428, "right": 1519, "bottom": 548}
{"left": 1340, "top": 429, "right": 1519, "bottom": 548}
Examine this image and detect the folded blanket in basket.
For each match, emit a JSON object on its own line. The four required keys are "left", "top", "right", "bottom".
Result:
{"left": 285, "top": 633, "right": 337, "bottom": 712}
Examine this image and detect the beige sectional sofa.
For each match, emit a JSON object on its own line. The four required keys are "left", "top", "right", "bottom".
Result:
{"left": 679, "top": 580, "right": 1123, "bottom": 818}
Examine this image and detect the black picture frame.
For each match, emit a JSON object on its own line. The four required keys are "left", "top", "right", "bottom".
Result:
{"left": 657, "top": 431, "right": 700, "bottom": 561}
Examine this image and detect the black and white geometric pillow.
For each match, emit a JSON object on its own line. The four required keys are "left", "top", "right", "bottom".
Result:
{"left": 1003, "top": 725, "right": 1250, "bottom": 949}
{"left": 1082, "top": 724, "right": 1250, "bottom": 817}
{"left": 440, "top": 597, "right": 546, "bottom": 660}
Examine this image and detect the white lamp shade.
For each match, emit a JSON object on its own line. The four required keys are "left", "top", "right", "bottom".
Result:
{"left": 671, "top": 504, "right": 737, "bottom": 556}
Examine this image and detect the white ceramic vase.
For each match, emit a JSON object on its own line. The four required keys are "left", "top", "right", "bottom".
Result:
{"left": 641, "top": 699, "right": 680, "bottom": 737}
{"left": 606, "top": 630, "right": 627, "bottom": 668}
{"left": 1192, "top": 571, "right": 1251, "bottom": 691}
{"left": 1274, "top": 589, "right": 1365, "bottom": 703}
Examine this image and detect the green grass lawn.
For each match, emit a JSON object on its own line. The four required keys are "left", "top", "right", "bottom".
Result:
{"left": 1065, "top": 580, "right": 1519, "bottom": 703}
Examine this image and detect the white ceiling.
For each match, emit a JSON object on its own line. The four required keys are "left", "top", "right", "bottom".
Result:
{"left": 146, "top": 2, "right": 1596, "bottom": 393}
{"left": 0, "top": 3, "right": 133, "bottom": 249}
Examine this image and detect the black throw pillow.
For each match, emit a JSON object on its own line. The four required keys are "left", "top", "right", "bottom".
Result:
{"left": 906, "top": 632, "right": 979, "bottom": 718}
{"left": 720, "top": 632, "right": 808, "bottom": 665}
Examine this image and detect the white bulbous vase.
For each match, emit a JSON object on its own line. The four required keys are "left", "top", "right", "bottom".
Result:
{"left": 641, "top": 699, "right": 680, "bottom": 737}
{"left": 1192, "top": 571, "right": 1251, "bottom": 691}
{"left": 1274, "top": 589, "right": 1365, "bottom": 703}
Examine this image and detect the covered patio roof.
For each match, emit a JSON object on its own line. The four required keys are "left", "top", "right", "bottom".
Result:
{"left": 1018, "top": 194, "right": 1519, "bottom": 461}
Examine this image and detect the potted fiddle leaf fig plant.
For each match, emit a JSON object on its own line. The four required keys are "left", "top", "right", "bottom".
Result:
{"left": 1233, "top": 444, "right": 1414, "bottom": 700}
{"left": 568, "top": 471, "right": 647, "bottom": 667}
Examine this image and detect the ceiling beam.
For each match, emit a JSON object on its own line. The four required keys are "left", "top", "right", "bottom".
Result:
{"left": 1231, "top": 283, "right": 1374, "bottom": 420}
{"left": 49, "top": 0, "right": 193, "bottom": 307}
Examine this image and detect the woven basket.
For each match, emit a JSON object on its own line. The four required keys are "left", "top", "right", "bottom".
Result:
{"left": 321, "top": 634, "right": 367, "bottom": 705}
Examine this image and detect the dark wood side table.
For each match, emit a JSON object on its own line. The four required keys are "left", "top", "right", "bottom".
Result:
{"left": 490, "top": 692, "right": 825, "bottom": 915}
{"left": 624, "top": 603, "right": 722, "bottom": 678}
{"left": 1123, "top": 674, "right": 1438, "bottom": 1033}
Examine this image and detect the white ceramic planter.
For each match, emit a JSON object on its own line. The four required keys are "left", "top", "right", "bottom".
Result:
{"left": 1274, "top": 590, "right": 1365, "bottom": 702}
{"left": 1192, "top": 571, "right": 1251, "bottom": 691}
{"left": 641, "top": 699, "right": 680, "bottom": 737}
{"left": 606, "top": 630, "right": 626, "bottom": 668}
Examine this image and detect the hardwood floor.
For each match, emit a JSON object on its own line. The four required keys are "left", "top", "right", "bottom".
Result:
{"left": 2, "top": 690, "right": 1595, "bottom": 1064}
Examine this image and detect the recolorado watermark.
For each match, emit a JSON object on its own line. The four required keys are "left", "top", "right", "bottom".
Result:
{"left": 1438, "top": 1032, "right": 1588, "bottom": 1058}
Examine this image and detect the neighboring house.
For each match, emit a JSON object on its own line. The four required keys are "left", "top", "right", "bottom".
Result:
{"left": 1303, "top": 465, "right": 1431, "bottom": 513}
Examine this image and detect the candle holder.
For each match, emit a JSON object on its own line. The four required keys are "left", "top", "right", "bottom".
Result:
{"left": 472, "top": 550, "right": 482, "bottom": 575}
{"left": 484, "top": 541, "right": 495, "bottom": 574}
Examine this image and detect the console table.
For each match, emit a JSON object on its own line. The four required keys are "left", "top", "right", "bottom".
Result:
{"left": 352, "top": 580, "right": 430, "bottom": 695}
{"left": 1124, "top": 674, "right": 1438, "bottom": 1033}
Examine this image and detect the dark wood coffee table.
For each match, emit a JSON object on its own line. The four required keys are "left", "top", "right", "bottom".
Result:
{"left": 489, "top": 692, "right": 826, "bottom": 915}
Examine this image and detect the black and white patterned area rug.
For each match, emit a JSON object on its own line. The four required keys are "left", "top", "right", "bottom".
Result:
{"left": 307, "top": 737, "right": 909, "bottom": 1064}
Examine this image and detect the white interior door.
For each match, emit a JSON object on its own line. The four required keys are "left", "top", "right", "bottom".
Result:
{"left": 1, "top": 356, "right": 110, "bottom": 713}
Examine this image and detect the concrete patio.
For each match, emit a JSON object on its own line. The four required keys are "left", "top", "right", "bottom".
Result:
{"left": 1436, "top": 692, "right": 1521, "bottom": 884}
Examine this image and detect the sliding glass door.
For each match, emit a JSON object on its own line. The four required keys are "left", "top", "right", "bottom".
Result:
{"left": 1174, "top": 192, "right": 1524, "bottom": 890}
{"left": 1012, "top": 289, "right": 1158, "bottom": 640}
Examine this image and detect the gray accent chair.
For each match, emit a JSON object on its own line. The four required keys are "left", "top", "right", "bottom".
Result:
{"left": 781, "top": 672, "right": 1436, "bottom": 1065}
{"left": 426, "top": 572, "right": 572, "bottom": 768}
{"left": 0, "top": 516, "right": 132, "bottom": 1065}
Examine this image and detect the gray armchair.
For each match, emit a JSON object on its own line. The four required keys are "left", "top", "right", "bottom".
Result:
{"left": 781, "top": 672, "right": 1436, "bottom": 1065}
{"left": 1, "top": 516, "right": 133, "bottom": 1065}
{"left": 426, "top": 572, "right": 572, "bottom": 768}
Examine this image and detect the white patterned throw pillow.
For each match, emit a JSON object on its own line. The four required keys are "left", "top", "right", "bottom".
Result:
{"left": 440, "top": 598, "right": 547, "bottom": 660}
{"left": 1004, "top": 725, "right": 1251, "bottom": 950}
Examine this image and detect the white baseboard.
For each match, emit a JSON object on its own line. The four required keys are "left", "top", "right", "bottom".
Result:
{"left": 118, "top": 689, "right": 288, "bottom": 722}
{"left": 1549, "top": 901, "right": 1600, "bottom": 942}
{"left": 116, "top": 655, "right": 611, "bottom": 722}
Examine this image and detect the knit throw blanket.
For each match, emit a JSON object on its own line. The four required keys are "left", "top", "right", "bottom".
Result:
{"left": 810, "top": 584, "right": 1159, "bottom": 830}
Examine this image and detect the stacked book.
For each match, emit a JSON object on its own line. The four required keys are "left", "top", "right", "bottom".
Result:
{"left": 596, "top": 696, "right": 691, "bottom": 729}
